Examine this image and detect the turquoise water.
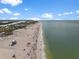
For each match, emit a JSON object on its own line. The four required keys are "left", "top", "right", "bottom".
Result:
{"left": 42, "top": 21, "right": 79, "bottom": 59}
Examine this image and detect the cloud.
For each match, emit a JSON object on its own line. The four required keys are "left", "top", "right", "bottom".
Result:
{"left": 58, "top": 12, "right": 73, "bottom": 16}
{"left": 58, "top": 14, "right": 62, "bottom": 16}
{"left": 27, "top": 17, "right": 41, "bottom": 20}
{"left": 2, "top": 8, "right": 12, "bottom": 14}
{"left": 0, "top": 8, "right": 21, "bottom": 16}
{"left": 13, "top": 13, "right": 20, "bottom": 16}
{"left": 25, "top": 8, "right": 29, "bottom": 11}
{"left": 63, "top": 12, "right": 73, "bottom": 15}
{"left": 0, "top": 10, "right": 4, "bottom": 14}
{"left": 76, "top": 10, "right": 79, "bottom": 14}
{"left": 1, "top": 0, "right": 23, "bottom": 6}
{"left": 27, "top": 13, "right": 55, "bottom": 20}
{"left": 41, "top": 13, "right": 53, "bottom": 19}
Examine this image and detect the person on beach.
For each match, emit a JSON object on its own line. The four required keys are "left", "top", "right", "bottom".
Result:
{"left": 12, "top": 54, "right": 16, "bottom": 59}
{"left": 10, "top": 40, "right": 17, "bottom": 46}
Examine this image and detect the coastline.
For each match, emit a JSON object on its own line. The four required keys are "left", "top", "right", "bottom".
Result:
{"left": 36, "top": 23, "right": 46, "bottom": 59}
{"left": 42, "top": 23, "right": 53, "bottom": 59}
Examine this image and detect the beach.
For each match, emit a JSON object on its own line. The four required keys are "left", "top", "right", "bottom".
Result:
{"left": 36, "top": 23, "right": 46, "bottom": 59}
{"left": 0, "top": 23, "right": 46, "bottom": 59}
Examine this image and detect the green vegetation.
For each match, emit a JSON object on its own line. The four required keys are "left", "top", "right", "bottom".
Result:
{"left": 0, "top": 20, "right": 38, "bottom": 36}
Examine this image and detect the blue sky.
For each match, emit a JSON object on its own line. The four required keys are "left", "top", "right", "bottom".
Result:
{"left": 0, "top": 0, "right": 79, "bottom": 20}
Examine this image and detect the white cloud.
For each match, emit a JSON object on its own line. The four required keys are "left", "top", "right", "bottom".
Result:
{"left": 27, "top": 13, "right": 54, "bottom": 20}
{"left": 76, "top": 10, "right": 79, "bottom": 14}
{"left": 1, "top": 0, "right": 23, "bottom": 6}
{"left": 2, "top": 8, "right": 12, "bottom": 14}
{"left": 0, "top": 10, "right": 4, "bottom": 14}
{"left": 58, "top": 12, "right": 73, "bottom": 16}
{"left": 63, "top": 12, "right": 73, "bottom": 15}
{"left": 58, "top": 14, "right": 62, "bottom": 16}
{"left": 41, "top": 13, "right": 53, "bottom": 19}
{"left": 27, "top": 17, "right": 41, "bottom": 20}
{"left": 40, "top": 13, "right": 54, "bottom": 20}
{"left": 13, "top": 13, "right": 20, "bottom": 16}
{"left": 25, "top": 8, "right": 29, "bottom": 11}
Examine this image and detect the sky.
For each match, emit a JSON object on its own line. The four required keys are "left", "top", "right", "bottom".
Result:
{"left": 0, "top": 0, "right": 79, "bottom": 20}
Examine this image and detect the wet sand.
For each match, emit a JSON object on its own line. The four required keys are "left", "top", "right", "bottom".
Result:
{"left": 0, "top": 23, "right": 46, "bottom": 59}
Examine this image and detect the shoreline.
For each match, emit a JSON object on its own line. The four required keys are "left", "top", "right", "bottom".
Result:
{"left": 41, "top": 23, "right": 53, "bottom": 59}
{"left": 36, "top": 23, "right": 46, "bottom": 59}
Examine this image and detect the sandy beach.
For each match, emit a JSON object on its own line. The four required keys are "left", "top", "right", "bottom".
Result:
{"left": 36, "top": 23, "right": 46, "bottom": 59}
{"left": 0, "top": 23, "right": 46, "bottom": 59}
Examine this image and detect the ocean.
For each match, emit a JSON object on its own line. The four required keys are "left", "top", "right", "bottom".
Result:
{"left": 42, "top": 20, "right": 79, "bottom": 59}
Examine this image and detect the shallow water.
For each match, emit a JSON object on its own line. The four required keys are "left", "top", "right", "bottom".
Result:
{"left": 42, "top": 21, "right": 79, "bottom": 59}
